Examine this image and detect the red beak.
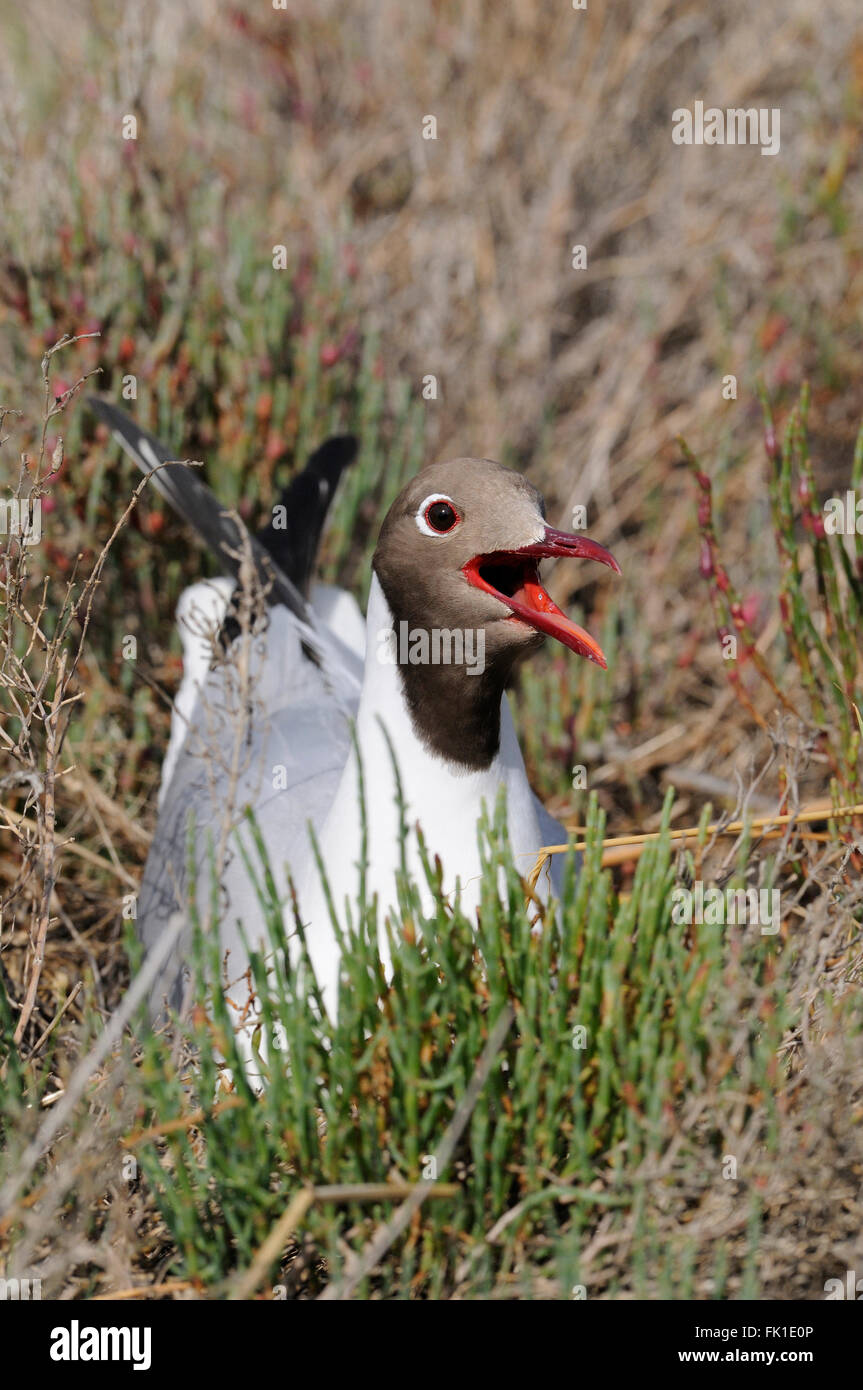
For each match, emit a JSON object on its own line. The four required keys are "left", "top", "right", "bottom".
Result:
{"left": 462, "top": 526, "right": 620, "bottom": 669}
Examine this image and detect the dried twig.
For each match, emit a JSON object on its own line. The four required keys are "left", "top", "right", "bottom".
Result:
{"left": 527, "top": 802, "right": 863, "bottom": 887}
{"left": 0, "top": 908, "right": 187, "bottom": 1225}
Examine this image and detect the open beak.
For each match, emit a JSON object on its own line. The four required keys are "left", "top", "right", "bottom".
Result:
{"left": 462, "top": 526, "right": 621, "bottom": 669}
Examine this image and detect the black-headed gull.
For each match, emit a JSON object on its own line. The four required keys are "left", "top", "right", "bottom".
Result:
{"left": 91, "top": 401, "right": 620, "bottom": 1027}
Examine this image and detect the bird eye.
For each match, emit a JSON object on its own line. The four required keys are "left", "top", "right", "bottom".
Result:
{"left": 427, "top": 501, "right": 457, "bottom": 531}
{"left": 415, "top": 493, "right": 460, "bottom": 537}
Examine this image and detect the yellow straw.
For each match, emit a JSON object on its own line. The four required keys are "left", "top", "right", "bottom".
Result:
{"left": 527, "top": 801, "right": 863, "bottom": 891}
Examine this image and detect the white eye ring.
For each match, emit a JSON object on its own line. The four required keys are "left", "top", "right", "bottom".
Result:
{"left": 415, "top": 493, "right": 461, "bottom": 537}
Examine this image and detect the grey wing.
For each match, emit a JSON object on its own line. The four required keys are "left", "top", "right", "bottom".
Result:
{"left": 137, "top": 602, "right": 360, "bottom": 1019}
{"left": 531, "top": 795, "right": 580, "bottom": 899}
{"left": 90, "top": 400, "right": 365, "bottom": 1017}
{"left": 138, "top": 688, "right": 353, "bottom": 1018}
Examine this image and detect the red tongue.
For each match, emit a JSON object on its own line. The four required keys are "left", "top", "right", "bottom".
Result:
{"left": 510, "top": 572, "right": 608, "bottom": 668}
{"left": 462, "top": 526, "right": 619, "bottom": 667}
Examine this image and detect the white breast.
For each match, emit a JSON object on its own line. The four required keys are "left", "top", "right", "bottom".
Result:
{"left": 295, "top": 577, "right": 548, "bottom": 1008}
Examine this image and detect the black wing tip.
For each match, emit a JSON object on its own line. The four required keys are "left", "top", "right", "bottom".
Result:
{"left": 306, "top": 434, "right": 359, "bottom": 476}
{"left": 257, "top": 433, "right": 360, "bottom": 594}
{"left": 88, "top": 394, "right": 119, "bottom": 423}
{"left": 88, "top": 395, "right": 147, "bottom": 442}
